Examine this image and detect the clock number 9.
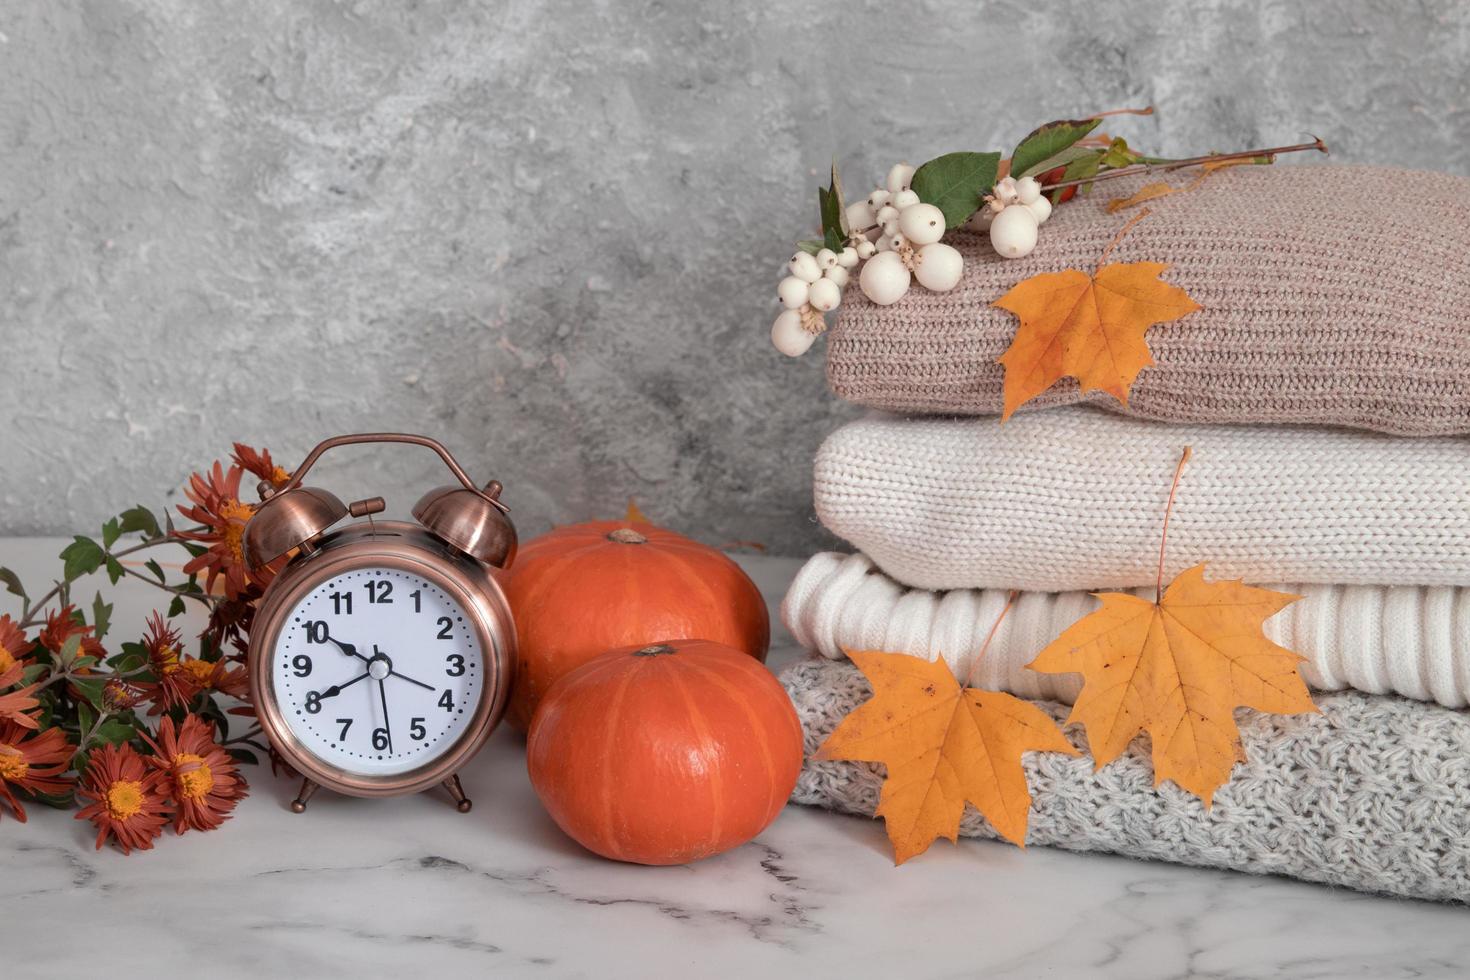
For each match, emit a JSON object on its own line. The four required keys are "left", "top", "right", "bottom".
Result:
{"left": 292, "top": 655, "right": 312, "bottom": 677}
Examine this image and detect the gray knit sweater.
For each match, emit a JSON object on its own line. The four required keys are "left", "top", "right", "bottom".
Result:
{"left": 826, "top": 165, "right": 1470, "bottom": 436}
{"left": 784, "top": 656, "right": 1470, "bottom": 903}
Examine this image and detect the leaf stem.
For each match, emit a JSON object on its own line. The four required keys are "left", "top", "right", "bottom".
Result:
{"left": 964, "top": 590, "right": 1018, "bottom": 689}
{"left": 1156, "top": 447, "right": 1193, "bottom": 604}
{"left": 1096, "top": 208, "right": 1152, "bottom": 271}
{"left": 1041, "top": 137, "right": 1328, "bottom": 194}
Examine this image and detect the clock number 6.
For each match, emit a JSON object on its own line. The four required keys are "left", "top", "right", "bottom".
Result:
{"left": 372, "top": 727, "right": 390, "bottom": 751}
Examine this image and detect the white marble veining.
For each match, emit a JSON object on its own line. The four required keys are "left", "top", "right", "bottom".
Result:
{"left": 1, "top": 538, "right": 1466, "bottom": 978}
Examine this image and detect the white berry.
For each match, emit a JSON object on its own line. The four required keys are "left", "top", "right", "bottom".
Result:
{"left": 886, "top": 163, "right": 915, "bottom": 194}
{"left": 855, "top": 239, "right": 876, "bottom": 259}
{"left": 867, "top": 189, "right": 891, "bottom": 210}
{"left": 1025, "top": 195, "right": 1052, "bottom": 225}
{"left": 898, "top": 203, "right": 945, "bottom": 246}
{"left": 808, "top": 277, "right": 841, "bottom": 312}
{"left": 1015, "top": 176, "right": 1041, "bottom": 205}
{"left": 815, "top": 248, "right": 838, "bottom": 270}
{"left": 788, "top": 251, "right": 822, "bottom": 283}
{"left": 771, "top": 309, "right": 815, "bottom": 357}
{"left": 837, "top": 246, "right": 859, "bottom": 268}
{"left": 777, "top": 276, "right": 810, "bottom": 309}
{"left": 989, "top": 204, "right": 1038, "bottom": 258}
{"left": 875, "top": 204, "right": 900, "bottom": 227}
{"left": 914, "top": 242, "right": 964, "bottom": 291}
{"left": 845, "top": 201, "right": 876, "bottom": 231}
{"left": 890, "top": 189, "right": 920, "bottom": 210}
{"left": 824, "top": 265, "right": 850, "bottom": 287}
{"left": 966, "top": 209, "right": 993, "bottom": 232}
{"left": 859, "top": 250, "right": 912, "bottom": 305}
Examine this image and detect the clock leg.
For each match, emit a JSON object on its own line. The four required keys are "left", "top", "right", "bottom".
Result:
{"left": 290, "top": 778, "right": 320, "bottom": 814}
{"left": 443, "top": 774, "right": 472, "bottom": 813}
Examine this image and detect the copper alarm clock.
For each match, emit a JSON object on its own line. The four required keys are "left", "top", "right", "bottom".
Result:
{"left": 241, "top": 433, "right": 517, "bottom": 814}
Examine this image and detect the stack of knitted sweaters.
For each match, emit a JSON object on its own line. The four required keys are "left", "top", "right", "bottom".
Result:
{"left": 779, "top": 165, "right": 1470, "bottom": 902}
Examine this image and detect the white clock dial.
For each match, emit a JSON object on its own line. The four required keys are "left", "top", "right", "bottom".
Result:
{"left": 271, "top": 566, "right": 485, "bottom": 777}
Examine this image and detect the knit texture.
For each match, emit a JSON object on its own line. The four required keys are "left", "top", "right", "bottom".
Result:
{"left": 826, "top": 165, "right": 1470, "bottom": 436}
{"left": 814, "top": 407, "right": 1470, "bottom": 592}
{"left": 784, "top": 656, "right": 1470, "bottom": 903}
{"left": 784, "top": 551, "right": 1470, "bottom": 709}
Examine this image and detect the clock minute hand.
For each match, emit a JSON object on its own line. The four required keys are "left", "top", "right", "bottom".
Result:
{"left": 377, "top": 678, "right": 394, "bottom": 754}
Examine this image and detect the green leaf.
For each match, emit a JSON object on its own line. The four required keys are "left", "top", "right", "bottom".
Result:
{"left": 77, "top": 700, "right": 96, "bottom": 738}
{"left": 101, "top": 517, "right": 121, "bottom": 550}
{"left": 1099, "top": 136, "right": 1142, "bottom": 170}
{"left": 144, "top": 560, "right": 166, "bottom": 583}
{"left": 1052, "top": 150, "right": 1104, "bottom": 202}
{"left": 911, "top": 151, "right": 1003, "bottom": 229}
{"left": 118, "top": 505, "right": 161, "bottom": 539}
{"left": 1021, "top": 143, "right": 1104, "bottom": 183}
{"left": 1010, "top": 117, "right": 1102, "bottom": 180}
{"left": 95, "top": 718, "right": 139, "bottom": 747}
{"left": 794, "top": 239, "right": 824, "bottom": 255}
{"left": 227, "top": 748, "right": 260, "bottom": 766}
{"left": 69, "top": 751, "right": 89, "bottom": 781}
{"left": 0, "top": 566, "right": 26, "bottom": 602}
{"left": 57, "top": 633, "right": 83, "bottom": 668}
{"left": 91, "top": 592, "right": 113, "bottom": 640}
{"left": 60, "top": 536, "right": 106, "bottom": 582}
{"left": 168, "top": 596, "right": 186, "bottom": 618}
{"left": 21, "top": 664, "right": 47, "bottom": 685}
{"left": 105, "top": 556, "right": 125, "bottom": 585}
{"left": 72, "top": 677, "right": 106, "bottom": 710}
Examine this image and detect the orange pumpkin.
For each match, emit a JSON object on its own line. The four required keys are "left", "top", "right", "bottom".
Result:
{"left": 500, "top": 519, "right": 769, "bottom": 728}
{"left": 526, "top": 639, "right": 803, "bottom": 865}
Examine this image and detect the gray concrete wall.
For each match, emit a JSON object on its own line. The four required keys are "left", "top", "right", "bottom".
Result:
{"left": 2, "top": 0, "right": 1467, "bottom": 554}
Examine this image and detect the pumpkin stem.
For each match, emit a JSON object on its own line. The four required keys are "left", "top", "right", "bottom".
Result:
{"left": 633, "top": 644, "right": 676, "bottom": 657}
{"left": 607, "top": 528, "right": 648, "bottom": 545}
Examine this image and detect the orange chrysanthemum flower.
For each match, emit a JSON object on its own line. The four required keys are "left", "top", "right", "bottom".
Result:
{"left": 0, "top": 664, "right": 41, "bottom": 730}
{"left": 0, "top": 720, "right": 73, "bottom": 822}
{"left": 37, "top": 606, "right": 105, "bottom": 661}
{"left": 75, "top": 743, "right": 171, "bottom": 854}
{"left": 103, "top": 678, "right": 146, "bottom": 712}
{"left": 144, "top": 714, "right": 247, "bottom": 833}
{"left": 0, "top": 615, "right": 33, "bottom": 674}
{"left": 231, "top": 443, "right": 291, "bottom": 490}
{"left": 179, "top": 656, "right": 250, "bottom": 701}
{"left": 135, "top": 612, "right": 197, "bottom": 713}
{"left": 175, "top": 461, "right": 260, "bottom": 599}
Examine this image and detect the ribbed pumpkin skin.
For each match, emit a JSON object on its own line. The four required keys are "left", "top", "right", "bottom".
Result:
{"left": 526, "top": 639, "right": 804, "bottom": 866}
{"left": 501, "top": 520, "right": 770, "bottom": 729}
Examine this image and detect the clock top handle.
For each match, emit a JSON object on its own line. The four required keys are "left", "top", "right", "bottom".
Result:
{"left": 277, "top": 433, "right": 509, "bottom": 515}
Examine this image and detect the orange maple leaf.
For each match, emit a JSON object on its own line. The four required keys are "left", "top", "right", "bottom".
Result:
{"left": 1026, "top": 449, "right": 1316, "bottom": 804}
{"left": 993, "top": 251, "right": 1200, "bottom": 420}
{"left": 816, "top": 648, "right": 1077, "bottom": 863}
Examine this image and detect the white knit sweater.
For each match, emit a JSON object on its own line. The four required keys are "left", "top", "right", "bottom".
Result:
{"left": 783, "top": 552, "right": 1470, "bottom": 709}
{"left": 813, "top": 407, "right": 1470, "bottom": 592}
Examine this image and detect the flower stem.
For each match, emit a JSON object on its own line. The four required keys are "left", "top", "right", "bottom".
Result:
{"left": 1042, "top": 137, "right": 1329, "bottom": 194}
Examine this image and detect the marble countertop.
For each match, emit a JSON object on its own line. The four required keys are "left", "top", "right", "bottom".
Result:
{"left": 2, "top": 537, "right": 1466, "bottom": 978}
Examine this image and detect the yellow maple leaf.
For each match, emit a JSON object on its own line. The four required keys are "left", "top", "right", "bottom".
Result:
{"left": 993, "top": 260, "right": 1200, "bottom": 420}
{"left": 816, "top": 648, "right": 1077, "bottom": 863}
{"left": 1027, "top": 565, "right": 1317, "bottom": 804}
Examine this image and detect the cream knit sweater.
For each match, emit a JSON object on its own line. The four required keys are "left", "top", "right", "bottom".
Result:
{"left": 814, "top": 408, "right": 1470, "bottom": 592}
{"left": 783, "top": 551, "right": 1470, "bottom": 709}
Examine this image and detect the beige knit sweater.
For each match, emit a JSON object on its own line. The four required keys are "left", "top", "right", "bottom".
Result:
{"left": 814, "top": 408, "right": 1470, "bottom": 592}
{"left": 826, "top": 164, "right": 1470, "bottom": 435}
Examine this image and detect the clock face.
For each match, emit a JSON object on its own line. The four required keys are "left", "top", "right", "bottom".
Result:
{"left": 270, "top": 565, "right": 487, "bottom": 777}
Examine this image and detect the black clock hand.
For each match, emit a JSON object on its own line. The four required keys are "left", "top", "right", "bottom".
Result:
{"left": 377, "top": 678, "right": 394, "bottom": 754}
{"left": 311, "top": 671, "right": 369, "bottom": 702}
{"left": 326, "top": 635, "right": 369, "bottom": 663}
{"left": 388, "top": 669, "right": 434, "bottom": 691}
